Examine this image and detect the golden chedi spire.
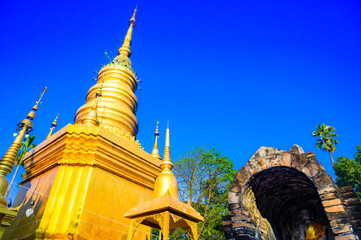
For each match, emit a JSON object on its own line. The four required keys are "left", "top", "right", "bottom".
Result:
{"left": 0, "top": 87, "right": 47, "bottom": 207}
{"left": 153, "top": 122, "right": 179, "bottom": 199}
{"left": 74, "top": 8, "right": 139, "bottom": 137}
{"left": 46, "top": 111, "right": 60, "bottom": 139}
{"left": 151, "top": 120, "right": 161, "bottom": 160}
{"left": 118, "top": 6, "right": 136, "bottom": 57}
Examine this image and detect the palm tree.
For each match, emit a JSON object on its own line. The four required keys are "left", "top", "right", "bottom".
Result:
{"left": 312, "top": 124, "right": 339, "bottom": 165}
{"left": 5, "top": 135, "right": 36, "bottom": 199}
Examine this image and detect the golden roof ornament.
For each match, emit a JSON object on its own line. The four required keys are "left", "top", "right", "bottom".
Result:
{"left": 0, "top": 87, "right": 47, "bottom": 207}
{"left": 46, "top": 111, "right": 60, "bottom": 139}
{"left": 151, "top": 120, "right": 161, "bottom": 160}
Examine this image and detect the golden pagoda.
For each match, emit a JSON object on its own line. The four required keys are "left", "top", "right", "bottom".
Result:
{"left": 125, "top": 125, "right": 204, "bottom": 240}
{"left": 2, "top": 8, "right": 166, "bottom": 239}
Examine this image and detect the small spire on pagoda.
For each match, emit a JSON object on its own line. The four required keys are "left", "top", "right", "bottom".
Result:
{"left": 46, "top": 111, "right": 60, "bottom": 139}
{"left": 152, "top": 121, "right": 179, "bottom": 199}
{"left": 0, "top": 87, "right": 47, "bottom": 207}
{"left": 0, "top": 87, "right": 47, "bottom": 176}
{"left": 118, "top": 7, "right": 137, "bottom": 57}
{"left": 151, "top": 120, "right": 161, "bottom": 160}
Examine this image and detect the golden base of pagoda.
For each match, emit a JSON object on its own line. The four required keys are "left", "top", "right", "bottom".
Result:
{"left": 2, "top": 124, "right": 162, "bottom": 240}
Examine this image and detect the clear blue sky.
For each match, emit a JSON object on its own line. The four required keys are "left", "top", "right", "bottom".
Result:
{"left": 1, "top": 0, "right": 360, "bottom": 201}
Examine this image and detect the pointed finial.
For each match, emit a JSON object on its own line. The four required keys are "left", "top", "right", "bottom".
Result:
{"left": 52, "top": 111, "right": 60, "bottom": 127}
{"left": 162, "top": 121, "right": 172, "bottom": 166}
{"left": 31, "top": 87, "right": 47, "bottom": 112}
{"left": 46, "top": 111, "right": 60, "bottom": 139}
{"left": 129, "top": 6, "right": 137, "bottom": 26}
{"left": 26, "top": 87, "right": 47, "bottom": 120}
{"left": 118, "top": 8, "right": 138, "bottom": 57}
{"left": 151, "top": 120, "right": 161, "bottom": 160}
{"left": 155, "top": 120, "right": 159, "bottom": 136}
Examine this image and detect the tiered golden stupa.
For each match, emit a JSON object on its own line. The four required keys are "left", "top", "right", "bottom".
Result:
{"left": 74, "top": 8, "right": 139, "bottom": 138}
{"left": 0, "top": 8, "right": 203, "bottom": 239}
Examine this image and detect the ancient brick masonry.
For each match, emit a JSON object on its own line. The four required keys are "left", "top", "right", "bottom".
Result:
{"left": 223, "top": 205, "right": 260, "bottom": 240}
{"left": 223, "top": 145, "right": 361, "bottom": 240}
{"left": 338, "top": 186, "right": 361, "bottom": 237}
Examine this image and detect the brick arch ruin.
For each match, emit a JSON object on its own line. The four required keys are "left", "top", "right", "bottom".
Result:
{"left": 223, "top": 145, "right": 361, "bottom": 240}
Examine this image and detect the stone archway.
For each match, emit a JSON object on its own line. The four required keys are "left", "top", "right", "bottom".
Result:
{"left": 223, "top": 145, "right": 360, "bottom": 240}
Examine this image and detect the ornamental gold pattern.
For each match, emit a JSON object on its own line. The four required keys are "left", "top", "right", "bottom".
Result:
{"left": 102, "top": 124, "right": 142, "bottom": 148}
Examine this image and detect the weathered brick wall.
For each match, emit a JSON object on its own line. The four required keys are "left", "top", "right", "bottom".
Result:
{"left": 338, "top": 186, "right": 361, "bottom": 237}
{"left": 223, "top": 215, "right": 235, "bottom": 239}
{"left": 223, "top": 207, "right": 259, "bottom": 240}
{"left": 319, "top": 186, "right": 357, "bottom": 239}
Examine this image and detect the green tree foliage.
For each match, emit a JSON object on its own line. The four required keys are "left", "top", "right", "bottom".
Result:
{"left": 171, "top": 147, "right": 237, "bottom": 240}
{"left": 334, "top": 145, "right": 361, "bottom": 200}
{"left": 5, "top": 134, "right": 36, "bottom": 198}
{"left": 312, "top": 123, "right": 339, "bottom": 165}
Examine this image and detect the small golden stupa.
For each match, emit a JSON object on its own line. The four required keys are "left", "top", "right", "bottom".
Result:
{"left": 0, "top": 87, "right": 47, "bottom": 238}
{"left": 125, "top": 124, "right": 204, "bottom": 240}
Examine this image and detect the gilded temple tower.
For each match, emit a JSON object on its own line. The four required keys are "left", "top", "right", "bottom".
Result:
{"left": 74, "top": 8, "right": 139, "bottom": 137}
{"left": 3, "top": 9, "right": 163, "bottom": 239}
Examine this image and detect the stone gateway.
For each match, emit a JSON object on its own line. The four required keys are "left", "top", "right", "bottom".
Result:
{"left": 223, "top": 145, "right": 361, "bottom": 240}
